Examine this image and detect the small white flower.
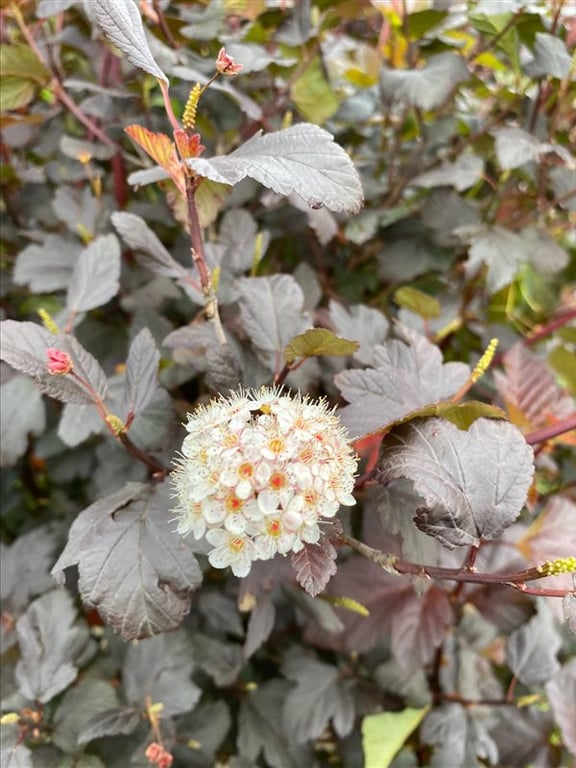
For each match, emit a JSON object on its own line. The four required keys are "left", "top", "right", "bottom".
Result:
{"left": 171, "top": 387, "right": 358, "bottom": 577}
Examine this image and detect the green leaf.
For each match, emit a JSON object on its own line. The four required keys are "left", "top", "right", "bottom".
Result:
{"left": 290, "top": 57, "right": 340, "bottom": 124}
{"left": 362, "top": 399, "right": 505, "bottom": 436}
{"left": 394, "top": 287, "right": 440, "bottom": 320}
{"left": 284, "top": 328, "right": 359, "bottom": 365}
{"left": 0, "top": 76, "right": 37, "bottom": 111}
{"left": 362, "top": 707, "right": 429, "bottom": 768}
{"left": 0, "top": 44, "right": 50, "bottom": 83}
{"left": 548, "top": 345, "right": 576, "bottom": 396}
{"left": 406, "top": 9, "right": 446, "bottom": 38}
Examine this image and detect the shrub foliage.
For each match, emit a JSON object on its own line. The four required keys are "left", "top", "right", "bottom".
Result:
{"left": 1, "top": 1, "right": 575, "bottom": 767}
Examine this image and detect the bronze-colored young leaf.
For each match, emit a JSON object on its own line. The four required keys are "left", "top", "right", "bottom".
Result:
{"left": 284, "top": 328, "right": 359, "bottom": 365}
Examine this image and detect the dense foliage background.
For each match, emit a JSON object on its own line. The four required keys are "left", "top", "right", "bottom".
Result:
{"left": 1, "top": 1, "right": 575, "bottom": 766}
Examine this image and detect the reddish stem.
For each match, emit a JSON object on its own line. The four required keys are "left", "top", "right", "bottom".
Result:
{"left": 525, "top": 415, "right": 576, "bottom": 445}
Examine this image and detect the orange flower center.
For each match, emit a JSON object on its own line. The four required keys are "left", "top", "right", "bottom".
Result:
{"left": 298, "top": 447, "right": 314, "bottom": 464}
{"left": 238, "top": 462, "right": 254, "bottom": 479}
{"left": 270, "top": 471, "right": 286, "bottom": 491}
{"left": 225, "top": 494, "right": 243, "bottom": 512}
{"left": 266, "top": 519, "right": 282, "bottom": 537}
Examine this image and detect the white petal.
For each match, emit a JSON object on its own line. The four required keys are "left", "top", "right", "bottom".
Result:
{"left": 257, "top": 490, "right": 280, "bottom": 515}
{"left": 208, "top": 545, "right": 232, "bottom": 569}
{"left": 236, "top": 478, "right": 253, "bottom": 500}
{"left": 224, "top": 513, "right": 247, "bottom": 534}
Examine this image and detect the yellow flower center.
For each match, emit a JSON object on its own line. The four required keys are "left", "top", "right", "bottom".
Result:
{"left": 268, "top": 437, "right": 285, "bottom": 455}
{"left": 229, "top": 537, "right": 245, "bottom": 552}
{"left": 238, "top": 462, "right": 254, "bottom": 479}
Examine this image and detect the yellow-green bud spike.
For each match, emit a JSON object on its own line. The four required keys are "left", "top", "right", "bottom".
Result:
{"left": 182, "top": 83, "right": 203, "bottom": 130}
{"left": 472, "top": 338, "right": 499, "bottom": 383}
{"left": 38, "top": 308, "right": 59, "bottom": 335}
{"left": 106, "top": 414, "right": 126, "bottom": 436}
{"left": 537, "top": 556, "right": 576, "bottom": 576}
{"left": 321, "top": 594, "right": 370, "bottom": 616}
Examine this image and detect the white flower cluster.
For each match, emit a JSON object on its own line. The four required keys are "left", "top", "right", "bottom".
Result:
{"left": 172, "top": 387, "right": 358, "bottom": 577}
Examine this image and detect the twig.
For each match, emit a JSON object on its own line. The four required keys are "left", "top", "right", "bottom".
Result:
{"left": 341, "top": 534, "right": 575, "bottom": 597}
{"left": 525, "top": 414, "right": 576, "bottom": 445}
{"left": 184, "top": 174, "right": 227, "bottom": 345}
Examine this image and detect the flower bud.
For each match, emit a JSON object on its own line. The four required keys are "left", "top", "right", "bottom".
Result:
{"left": 171, "top": 387, "right": 357, "bottom": 577}
{"left": 215, "top": 47, "right": 243, "bottom": 76}
{"left": 46, "top": 348, "right": 72, "bottom": 375}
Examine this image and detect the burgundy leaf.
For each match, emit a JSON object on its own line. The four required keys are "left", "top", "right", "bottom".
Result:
{"left": 291, "top": 539, "right": 338, "bottom": 597}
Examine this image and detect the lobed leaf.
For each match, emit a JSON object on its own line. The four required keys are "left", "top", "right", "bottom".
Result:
{"left": 14, "top": 235, "right": 79, "bottom": 292}
{"left": 51, "top": 482, "right": 202, "bottom": 640}
{"left": 237, "top": 275, "right": 311, "bottom": 371}
{"left": 52, "top": 679, "right": 119, "bottom": 753}
{"left": 412, "top": 153, "right": 484, "bottom": 191}
{"left": 94, "top": 0, "right": 168, "bottom": 83}
{"left": 238, "top": 680, "right": 300, "bottom": 768}
{"left": 15, "top": 590, "right": 91, "bottom": 703}
{"left": 335, "top": 327, "right": 469, "bottom": 439}
{"left": 78, "top": 707, "right": 141, "bottom": 745}
{"left": 291, "top": 539, "right": 338, "bottom": 598}
{"left": 282, "top": 655, "right": 355, "bottom": 743}
{"left": 378, "top": 418, "right": 534, "bottom": 548}
{"left": 123, "top": 630, "right": 201, "bottom": 716}
{"left": 186, "top": 124, "right": 364, "bottom": 215}
{"left": 67, "top": 234, "right": 121, "bottom": 313}
{"left": 506, "top": 608, "right": 561, "bottom": 686}
{"left": 380, "top": 52, "right": 469, "bottom": 110}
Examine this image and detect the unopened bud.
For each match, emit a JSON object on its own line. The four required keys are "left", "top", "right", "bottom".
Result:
{"left": 46, "top": 348, "right": 72, "bottom": 375}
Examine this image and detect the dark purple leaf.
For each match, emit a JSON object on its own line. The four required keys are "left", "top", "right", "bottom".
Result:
{"left": 237, "top": 680, "right": 302, "bottom": 768}
{"left": 506, "top": 608, "right": 561, "bottom": 686}
{"left": 53, "top": 679, "right": 119, "bottom": 753}
{"left": 186, "top": 124, "right": 364, "bottom": 215}
{"left": 94, "top": 0, "right": 168, "bottom": 83}
{"left": 66, "top": 234, "right": 121, "bottom": 312}
{"left": 51, "top": 482, "right": 202, "bottom": 640}
{"left": 335, "top": 327, "right": 469, "bottom": 439}
{"left": 237, "top": 275, "right": 311, "bottom": 371}
{"left": 78, "top": 707, "right": 141, "bottom": 745}
{"left": 0, "top": 375, "right": 45, "bottom": 467}
{"left": 391, "top": 586, "right": 453, "bottom": 672}
{"left": 15, "top": 590, "right": 91, "bottom": 703}
{"left": 282, "top": 655, "right": 355, "bottom": 743}
{"left": 123, "top": 327, "right": 160, "bottom": 420}
{"left": 378, "top": 417, "right": 534, "bottom": 548}
{"left": 123, "top": 630, "right": 200, "bottom": 717}
{"left": 291, "top": 539, "right": 337, "bottom": 597}
{"left": 244, "top": 596, "right": 276, "bottom": 659}
{"left": 421, "top": 703, "right": 498, "bottom": 767}
{"left": 547, "top": 658, "right": 576, "bottom": 757}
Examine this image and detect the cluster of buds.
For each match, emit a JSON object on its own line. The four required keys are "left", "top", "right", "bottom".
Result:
{"left": 145, "top": 742, "right": 173, "bottom": 768}
{"left": 171, "top": 387, "right": 357, "bottom": 577}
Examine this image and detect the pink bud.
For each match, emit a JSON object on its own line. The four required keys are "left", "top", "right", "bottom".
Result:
{"left": 215, "top": 47, "right": 243, "bottom": 76}
{"left": 46, "top": 348, "right": 72, "bottom": 375}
